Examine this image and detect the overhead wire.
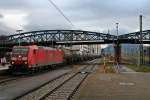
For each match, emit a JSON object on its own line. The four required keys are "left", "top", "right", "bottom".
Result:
{"left": 47, "top": 0, "right": 75, "bottom": 28}
{"left": 47, "top": 0, "right": 74, "bottom": 51}
{"left": 143, "top": 15, "right": 150, "bottom": 20}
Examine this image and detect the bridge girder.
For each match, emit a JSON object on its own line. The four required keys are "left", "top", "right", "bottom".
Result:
{"left": 1, "top": 30, "right": 117, "bottom": 46}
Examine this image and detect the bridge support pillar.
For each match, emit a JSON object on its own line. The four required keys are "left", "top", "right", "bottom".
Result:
{"left": 114, "top": 43, "right": 121, "bottom": 64}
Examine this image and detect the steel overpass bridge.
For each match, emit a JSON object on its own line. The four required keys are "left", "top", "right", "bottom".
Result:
{"left": 0, "top": 29, "right": 150, "bottom": 64}
{"left": 0, "top": 30, "right": 150, "bottom": 46}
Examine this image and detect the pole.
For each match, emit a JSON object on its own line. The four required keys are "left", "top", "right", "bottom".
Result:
{"left": 115, "top": 23, "right": 120, "bottom": 64}
{"left": 116, "top": 23, "right": 119, "bottom": 39}
{"left": 149, "top": 46, "right": 150, "bottom": 65}
{"left": 71, "top": 31, "right": 73, "bottom": 64}
{"left": 103, "top": 56, "right": 106, "bottom": 73}
{"left": 138, "top": 15, "right": 143, "bottom": 66}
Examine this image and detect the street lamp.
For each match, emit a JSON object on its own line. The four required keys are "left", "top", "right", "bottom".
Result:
{"left": 16, "top": 29, "right": 23, "bottom": 46}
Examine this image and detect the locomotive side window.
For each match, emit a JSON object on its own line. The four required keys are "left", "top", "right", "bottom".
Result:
{"left": 12, "top": 48, "right": 29, "bottom": 54}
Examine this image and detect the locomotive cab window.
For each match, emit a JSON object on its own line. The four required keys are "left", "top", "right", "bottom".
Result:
{"left": 12, "top": 48, "right": 29, "bottom": 54}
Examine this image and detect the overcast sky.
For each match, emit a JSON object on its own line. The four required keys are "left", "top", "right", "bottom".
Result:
{"left": 0, "top": 0, "right": 150, "bottom": 35}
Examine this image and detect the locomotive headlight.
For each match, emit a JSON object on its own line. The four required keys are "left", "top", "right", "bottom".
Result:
{"left": 24, "top": 61, "right": 28, "bottom": 64}
{"left": 22, "top": 57, "right": 27, "bottom": 60}
{"left": 11, "top": 61, "right": 14, "bottom": 64}
{"left": 11, "top": 57, "right": 16, "bottom": 60}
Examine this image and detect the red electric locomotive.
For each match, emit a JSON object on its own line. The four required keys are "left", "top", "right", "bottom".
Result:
{"left": 9, "top": 45, "right": 64, "bottom": 73}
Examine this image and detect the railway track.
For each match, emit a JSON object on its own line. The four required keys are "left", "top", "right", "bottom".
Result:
{"left": 0, "top": 75, "right": 11, "bottom": 80}
{"left": 40, "top": 72, "right": 87, "bottom": 100}
{"left": 0, "top": 76, "right": 20, "bottom": 84}
{"left": 17, "top": 60, "right": 98, "bottom": 100}
{"left": 0, "top": 66, "right": 70, "bottom": 85}
{"left": 0, "top": 73, "right": 43, "bottom": 85}
{"left": 0, "top": 71, "right": 54, "bottom": 85}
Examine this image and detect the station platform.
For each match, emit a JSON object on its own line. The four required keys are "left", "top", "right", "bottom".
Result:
{"left": 73, "top": 65, "right": 150, "bottom": 100}
{"left": 0, "top": 64, "right": 9, "bottom": 70}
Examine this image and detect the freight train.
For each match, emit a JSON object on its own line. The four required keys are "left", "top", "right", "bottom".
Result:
{"left": 9, "top": 45, "right": 99, "bottom": 73}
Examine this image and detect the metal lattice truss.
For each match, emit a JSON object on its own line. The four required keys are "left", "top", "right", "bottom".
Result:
{"left": 118, "top": 30, "right": 150, "bottom": 44}
{"left": 5, "top": 30, "right": 117, "bottom": 45}
{"left": 119, "top": 30, "right": 150, "bottom": 40}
